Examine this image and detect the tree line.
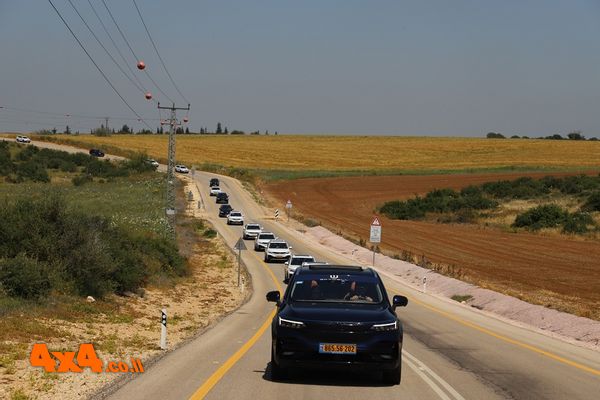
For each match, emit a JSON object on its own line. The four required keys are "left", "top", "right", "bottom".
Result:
{"left": 486, "top": 130, "right": 598, "bottom": 141}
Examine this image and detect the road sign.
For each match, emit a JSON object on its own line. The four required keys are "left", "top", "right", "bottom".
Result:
{"left": 286, "top": 200, "right": 292, "bottom": 209}
{"left": 234, "top": 237, "right": 247, "bottom": 251}
{"left": 370, "top": 217, "right": 381, "bottom": 243}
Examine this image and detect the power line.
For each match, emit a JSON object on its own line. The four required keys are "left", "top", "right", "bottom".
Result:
{"left": 132, "top": 0, "right": 190, "bottom": 104}
{"left": 100, "top": 0, "right": 175, "bottom": 103}
{"left": 66, "top": 0, "right": 146, "bottom": 95}
{"left": 86, "top": 0, "right": 149, "bottom": 97}
{"left": 46, "top": 0, "right": 152, "bottom": 130}
{"left": 0, "top": 105, "right": 159, "bottom": 121}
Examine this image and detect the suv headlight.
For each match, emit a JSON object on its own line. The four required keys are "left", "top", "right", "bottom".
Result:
{"left": 279, "top": 317, "right": 305, "bottom": 329}
{"left": 371, "top": 321, "right": 398, "bottom": 331}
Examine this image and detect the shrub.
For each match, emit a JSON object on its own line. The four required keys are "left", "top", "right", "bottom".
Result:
{"left": 72, "top": 174, "right": 93, "bottom": 186}
{"left": 562, "top": 212, "right": 595, "bottom": 234}
{"left": 582, "top": 192, "right": 600, "bottom": 212}
{"left": 0, "top": 254, "right": 51, "bottom": 299}
{"left": 512, "top": 204, "right": 567, "bottom": 230}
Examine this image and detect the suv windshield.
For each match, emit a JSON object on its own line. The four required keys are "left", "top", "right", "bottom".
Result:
{"left": 230, "top": 212, "right": 241, "bottom": 217}
{"left": 289, "top": 277, "right": 383, "bottom": 304}
{"left": 291, "top": 257, "right": 314, "bottom": 265}
{"left": 269, "top": 242, "right": 288, "bottom": 249}
{"left": 247, "top": 225, "right": 260, "bottom": 230}
{"left": 259, "top": 234, "right": 275, "bottom": 240}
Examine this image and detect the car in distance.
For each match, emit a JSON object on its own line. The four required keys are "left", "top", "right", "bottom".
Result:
{"left": 254, "top": 232, "right": 276, "bottom": 251}
{"left": 16, "top": 135, "right": 31, "bottom": 143}
{"left": 284, "top": 255, "right": 316, "bottom": 283}
{"left": 210, "top": 186, "right": 221, "bottom": 196}
{"left": 216, "top": 192, "right": 229, "bottom": 204}
{"left": 227, "top": 211, "right": 244, "bottom": 225}
{"left": 89, "top": 148, "right": 105, "bottom": 157}
{"left": 267, "top": 265, "right": 408, "bottom": 384}
{"left": 146, "top": 159, "right": 159, "bottom": 168}
{"left": 175, "top": 164, "right": 189, "bottom": 173}
{"left": 209, "top": 178, "right": 220, "bottom": 187}
{"left": 243, "top": 223, "right": 262, "bottom": 240}
{"left": 218, "top": 204, "right": 233, "bottom": 217}
{"left": 264, "top": 239, "right": 292, "bottom": 262}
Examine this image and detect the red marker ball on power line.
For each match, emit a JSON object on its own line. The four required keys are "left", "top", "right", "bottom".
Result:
{"left": 145, "top": 92, "right": 152, "bottom": 100}
{"left": 137, "top": 61, "right": 146, "bottom": 70}
{"left": 183, "top": 117, "right": 189, "bottom": 123}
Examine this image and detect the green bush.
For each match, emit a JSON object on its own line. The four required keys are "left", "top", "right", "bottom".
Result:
{"left": 72, "top": 174, "right": 93, "bottom": 186}
{"left": 0, "top": 194, "right": 186, "bottom": 299}
{"left": 0, "top": 254, "right": 51, "bottom": 299}
{"left": 562, "top": 212, "right": 595, "bottom": 234}
{"left": 582, "top": 192, "right": 600, "bottom": 212}
{"left": 512, "top": 204, "right": 568, "bottom": 230}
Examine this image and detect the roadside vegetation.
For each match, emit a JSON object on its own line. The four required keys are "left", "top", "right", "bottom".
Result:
{"left": 379, "top": 174, "right": 600, "bottom": 236}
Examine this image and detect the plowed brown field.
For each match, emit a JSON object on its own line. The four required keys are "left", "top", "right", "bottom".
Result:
{"left": 265, "top": 171, "right": 600, "bottom": 319}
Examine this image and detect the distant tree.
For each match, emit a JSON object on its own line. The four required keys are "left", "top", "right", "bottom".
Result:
{"left": 522, "top": 136, "right": 529, "bottom": 139}
{"left": 224, "top": 127, "right": 228, "bottom": 134}
{"left": 275, "top": 131, "right": 278, "bottom": 135}
{"left": 216, "top": 122, "right": 222, "bottom": 134}
{"left": 265, "top": 130, "right": 269, "bottom": 135}
{"left": 567, "top": 131, "right": 585, "bottom": 140}
{"left": 185, "top": 127, "right": 190, "bottom": 134}
{"left": 545, "top": 134, "right": 563, "bottom": 140}
{"left": 230, "top": 130, "right": 245, "bottom": 135}
{"left": 486, "top": 132, "right": 505, "bottom": 139}
{"left": 510, "top": 135, "right": 520, "bottom": 139}
{"left": 589, "top": 137, "right": 598, "bottom": 141}
{"left": 250, "top": 130, "right": 260, "bottom": 135}
{"left": 64, "top": 125, "right": 71, "bottom": 134}
{"left": 52, "top": 128, "right": 57, "bottom": 134}
{"left": 120, "top": 124, "right": 131, "bottom": 134}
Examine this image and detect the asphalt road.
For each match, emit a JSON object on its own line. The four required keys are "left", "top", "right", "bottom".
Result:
{"left": 106, "top": 170, "right": 600, "bottom": 400}
{"left": 6, "top": 138, "right": 599, "bottom": 399}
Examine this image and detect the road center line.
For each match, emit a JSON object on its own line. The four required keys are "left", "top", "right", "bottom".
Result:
{"left": 188, "top": 247, "right": 283, "bottom": 399}
{"left": 404, "top": 356, "right": 453, "bottom": 400}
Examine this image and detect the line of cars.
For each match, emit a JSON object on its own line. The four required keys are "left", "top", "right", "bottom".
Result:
{"left": 209, "top": 175, "right": 408, "bottom": 385}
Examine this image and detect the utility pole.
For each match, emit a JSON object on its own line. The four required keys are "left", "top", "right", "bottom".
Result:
{"left": 157, "top": 102, "right": 191, "bottom": 230}
{"left": 105, "top": 117, "right": 109, "bottom": 132}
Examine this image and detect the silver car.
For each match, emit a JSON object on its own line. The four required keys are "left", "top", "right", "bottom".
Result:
{"left": 284, "top": 255, "right": 316, "bottom": 283}
{"left": 264, "top": 239, "right": 292, "bottom": 262}
{"left": 254, "top": 232, "right": 276, "bottom": 251}
{"left": 243, "top": 223, "right": 262, "bottom": 239}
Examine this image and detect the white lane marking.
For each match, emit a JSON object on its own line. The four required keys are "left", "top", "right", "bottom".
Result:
{"left": 404, "top": 356, "right": 453, "bottom": 400}
{"left": 404, "top": 350, "right": 466, "bottom": 400}
{"left": 404, "top": 351, "right": 467, "bottom": 400}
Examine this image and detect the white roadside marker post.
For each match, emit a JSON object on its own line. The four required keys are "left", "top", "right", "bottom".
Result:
{"left": 160, "top": 309, "right": 167, "bottom": 350}
{"left": 423, "top": 276, "right": 427, "bottom": 293}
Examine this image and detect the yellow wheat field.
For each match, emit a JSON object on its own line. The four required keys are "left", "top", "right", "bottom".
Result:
{"left": 29, "top": 135, "right": 600, "bottom": 172}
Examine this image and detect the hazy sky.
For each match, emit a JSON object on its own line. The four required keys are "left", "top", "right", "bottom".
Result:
{"left": 1, "top": 0, "right": 600, "bottom": 136}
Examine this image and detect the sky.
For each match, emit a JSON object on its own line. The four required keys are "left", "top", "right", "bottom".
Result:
{"left": 1, "top": 0, "right": 600, "bottom": 136}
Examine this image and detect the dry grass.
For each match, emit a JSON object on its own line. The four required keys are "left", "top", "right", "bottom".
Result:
{"left": 27, "top": 135, "right": 600, "bottom": 173}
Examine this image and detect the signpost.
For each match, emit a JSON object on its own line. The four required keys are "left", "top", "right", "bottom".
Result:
{"left": 234, "top": 237, "right": 247, "bottom": 287}
{"left": 160, "top": 309, "right": 167, "bottom": 350}
{"left": 275, "top": 209, "right": 280, "bottom": 221}
{"left": 369, "top": 216, "right": 381, "bottom": 266}
{"left": 285, "top": 200, "right": 292, "bottom": 222}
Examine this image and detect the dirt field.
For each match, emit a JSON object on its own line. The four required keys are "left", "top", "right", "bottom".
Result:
{"left": 264, "top": 171, "right": 600, "bottom": 319}
{"left": 26, "top": 134, "right": 600, "bottom": 173}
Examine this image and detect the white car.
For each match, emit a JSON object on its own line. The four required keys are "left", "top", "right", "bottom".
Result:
{"left": 16, "top": 135, "right": 31, "bottom": 143}
{"left": 227, "top": 211, "right": 244, "bottom": 225}
{"left": 147, "top": 159, "right": 159, "bottom": 167}
{"left": 284, "top": 255, "right": 316, "bottom": 283}
{"left": 175, "top": 164, "right": 189, "bottom": 173}
{"left": 264, "top": 239, "right": 292, "bottom": 262}
{"left": 301, "top": 261, "right": 330, "bottom": 269}
{"left": 210, "top": 186, "right": 221, "bottom": 196}
{"left": 243, "top": 223, "right": 262, "bottom": 239}
{"left": 254, "top": 232, "right": 276, "bottom": 251}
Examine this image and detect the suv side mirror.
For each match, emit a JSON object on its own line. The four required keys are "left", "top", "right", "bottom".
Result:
{"left": 392, "top": 295, "right": 408, "bottom": 310}
{"left": 266, "top": 291, "right": 281, "bottom": 306}
{"left": 284, "top": 261, "right": 289, "bottom": 265}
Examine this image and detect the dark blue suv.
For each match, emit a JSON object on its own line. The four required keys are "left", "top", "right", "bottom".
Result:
{"left": 266, "top": 265, "right": 408, "bottom": 384}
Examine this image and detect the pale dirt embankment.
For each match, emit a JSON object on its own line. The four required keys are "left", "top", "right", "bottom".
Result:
{"left": 1, "top": 178, "right": 248, "bottom": 400}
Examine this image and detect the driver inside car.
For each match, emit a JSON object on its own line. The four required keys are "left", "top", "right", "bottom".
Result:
{"left": 343, "top": 281, "right": 374, "bottom": 302}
